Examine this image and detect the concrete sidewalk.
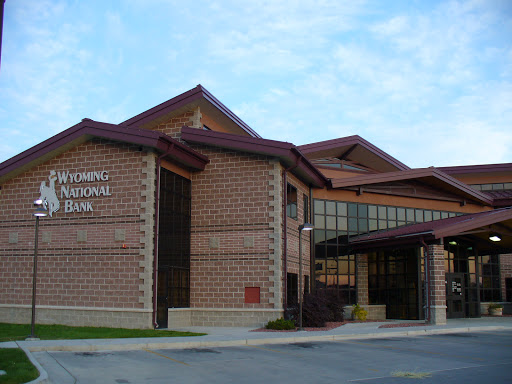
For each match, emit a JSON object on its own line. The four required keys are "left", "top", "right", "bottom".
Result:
{"left": 2, "top": 317, "right": 511, "bottom": 384}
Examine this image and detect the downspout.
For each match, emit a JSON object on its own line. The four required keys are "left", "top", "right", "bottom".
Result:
{"left": 309, "top": 185, "right": 314, "bottom": 293}
{"left": 282, "top": 157, "right": 300, "bottom": 315}
{"left": 152, "top": 143, "right": 174, "bottom": 328}
{"left": 420, "top": 237, "right": 430, "bottom": 323}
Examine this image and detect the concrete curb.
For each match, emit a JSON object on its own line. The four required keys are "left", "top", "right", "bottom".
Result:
{"left": 16, "top": 343, "right": 50, "bottom": 384}
{"left": 21, "top": 325, "right": 509, "bottom": 353}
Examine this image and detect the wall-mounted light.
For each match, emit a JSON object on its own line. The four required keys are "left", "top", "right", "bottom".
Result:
{"left": 448, "top": 240, "right": 457, "bottom": 245}
{"left": 489, "top": 234, "right": 502, "bottom": 242}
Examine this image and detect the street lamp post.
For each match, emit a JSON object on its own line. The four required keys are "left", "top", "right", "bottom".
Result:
{"left": 298, "top": 223, "right": 314, "bottom": 331}
{"left": 28, "top": 200, "right": 48, "bottom": 340}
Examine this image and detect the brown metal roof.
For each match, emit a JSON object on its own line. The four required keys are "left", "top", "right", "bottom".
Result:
{"left": 439, "top": 163, "right": 512, "bottom": 175}
{"left": 181, "top": 126, "right": 328, "bottom": 188}
{"left": 330, "top": 167, "right": 494, "bottom": 206}
{"left": 0, "top": 119, "right": 209, "bottom": 183}
{"left": 298, "top": 135, "right": 409, "bottom": 172}
{"left": 349, "top": 206, "right": 512, "bottom": 253}
{"left": 121, "top": 84, "right": 262, "bottom": 138}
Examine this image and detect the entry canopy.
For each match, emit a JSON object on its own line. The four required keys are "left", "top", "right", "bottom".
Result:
{"left": 349, "top": 206, "right": 512, "bottom": 254}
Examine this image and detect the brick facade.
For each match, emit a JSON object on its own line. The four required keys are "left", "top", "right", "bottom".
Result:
{"left": 0, "top": 139, "right": 155, "bottom": 328}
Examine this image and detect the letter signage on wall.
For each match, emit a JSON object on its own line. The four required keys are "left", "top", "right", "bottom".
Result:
{"left": 38, "top": 170, "right": 112, "bottom": 216}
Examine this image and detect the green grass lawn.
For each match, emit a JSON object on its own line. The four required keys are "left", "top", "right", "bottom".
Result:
{"left": 0, "top": 322, "right": 206, "bottom": 342}
{"left": 0, "top": 349, "right": 39, "bottom": 384}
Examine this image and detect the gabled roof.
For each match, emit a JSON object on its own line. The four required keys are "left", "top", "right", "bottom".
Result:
{"left": 330, "top": 167, "right": 494, "bottom": 206}
{"left": 349, "top": 206, "right": 512, "bottom": 253}
{"left": 121, "top": 84, "right": 262, "bottom": 138}
{"left": 298, "top": 135, "right": 409, "bottom": 173}
{"left": 181, "top": 126, "right": 328, "bottom": 188}
{"left": 0, "top": 119, "right": 209, "bottom": 183}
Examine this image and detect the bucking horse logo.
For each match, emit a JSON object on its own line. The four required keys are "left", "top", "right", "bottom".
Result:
{"left": 39, "top": 170, "right": 60, "bottom": 217}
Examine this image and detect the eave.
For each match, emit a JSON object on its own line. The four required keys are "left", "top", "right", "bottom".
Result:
{"left": 181, "top": 126, "right": 328, "bottom": 188}
{"left": 0, "top": 119, "right": 209, "bottom": 184}
{"left": 330, "top": 167, "right": 494, "bottom": 206}
{"left": 298, "top": 135, "right": 409, "bottom": 173}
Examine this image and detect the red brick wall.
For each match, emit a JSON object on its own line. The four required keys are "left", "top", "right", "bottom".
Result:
{"left": 285, "top": 172, "right": 312, "bottom": 292}
{"left": 151, "top": 111, "right": 196, "bottom": 140}
{"left": 189, "top": 145, "right": 277, "bottom": 309}
{"left": 0, "top": 139, "right": 150, "bottom": 310}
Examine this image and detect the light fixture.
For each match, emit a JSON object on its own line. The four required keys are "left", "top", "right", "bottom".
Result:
{"left": 33, "top": 207, "right": 48, "bottom": 217}
{"left": 298, "top": 223, "right": 314, "bottom": 331}
{"left": 298, "top": 223, "right": 314, "bottom": 232}
{"left": 28, "top": 201, "right": 48, "bottom": 340}
{"left": 489, "top": 234, "right": 502, "bottom": 242}
{"left": 448, "top": 241, "right": 457, "bottom": 245}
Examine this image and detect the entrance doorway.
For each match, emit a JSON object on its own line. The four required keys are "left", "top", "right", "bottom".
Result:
{"left": 446, "top": 273, "right": 465, "bottom": 318}
{"left": 157, "top": 267, "right": 190, "bottom": 328}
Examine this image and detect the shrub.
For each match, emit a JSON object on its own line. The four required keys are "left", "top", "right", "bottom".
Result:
{"left": 488, "top": 303, "right": 503, "bottom": 310}
{"left": 291, "top": 289, "right": 345, "bottom": 327}
{"left": 352, "top": 304, "right": 368, "bottom": 321}
{"left": 265, "top": 317, "right": 295, "bottom": 330}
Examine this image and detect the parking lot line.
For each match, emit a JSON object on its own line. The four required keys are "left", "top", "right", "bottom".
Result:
{"left": 143, "top": 349, "right": 190, "bottom": 366}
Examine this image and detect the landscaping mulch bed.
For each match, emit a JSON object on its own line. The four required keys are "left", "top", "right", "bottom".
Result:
{"left": 251, "top": 320, "right": 383, "bottom": 332}
{"left": 378, "top": 322, "right": 430, "bottom": 328}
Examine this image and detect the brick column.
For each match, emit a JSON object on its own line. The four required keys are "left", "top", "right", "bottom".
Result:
{"left": 356, "top": 254, "right": 369, "bottom": 305}
{"left": 427, "top": 244, "right": 446, "bottom": 325}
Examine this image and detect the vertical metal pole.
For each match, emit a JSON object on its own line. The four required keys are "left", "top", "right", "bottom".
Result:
{"left": 30, "top": 216, "right": 39, "bottom": 338}
{"left": 299, "top": 229, "right": 303, "bottom": 330}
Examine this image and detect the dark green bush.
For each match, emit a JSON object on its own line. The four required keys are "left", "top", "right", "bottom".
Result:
{"left": 265, "top": 317, "right": 296, "bottom": 330}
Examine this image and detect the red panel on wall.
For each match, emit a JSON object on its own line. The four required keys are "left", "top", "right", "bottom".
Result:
{"left": 245, "top": 287, "right": 260, "bottom": 304}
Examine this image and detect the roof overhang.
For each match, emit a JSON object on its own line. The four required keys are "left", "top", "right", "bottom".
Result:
{"left": 181, "top": 126, "right": 328, "bottom": 188}
{"left": 298, "top": 135, "right": 409, "bottom": 172}
{"left": 330, "top": 167, "right": 494, "bottom": 206}
{"left": 349, "top": 207, "right": 512, "bottom": 254}
{"left": 0, "top": 119, "right": 209, "bottom": 184}
{"left": 121, "top": 84, "right": 261, "bottom": 138}
{"left": 439, "top": 163, "right": 512, "bottom": 176}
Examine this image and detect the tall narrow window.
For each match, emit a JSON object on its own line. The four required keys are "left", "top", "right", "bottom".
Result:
{"left": 287, "top": 183, "right": 297, "bottom": 220}
{"left": 287, "top": 273, "right": 298, "bottom": 307}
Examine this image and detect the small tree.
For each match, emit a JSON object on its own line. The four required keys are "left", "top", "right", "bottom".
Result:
{"left": 291, "top": 289, "right": 345, "bottom": 327}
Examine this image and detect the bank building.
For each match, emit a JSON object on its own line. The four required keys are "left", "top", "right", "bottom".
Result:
{"left": 1, "top": 85, "right": 511, "bottom": 328}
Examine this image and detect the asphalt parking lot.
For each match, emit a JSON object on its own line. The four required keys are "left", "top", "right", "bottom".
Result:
{"left": 33, "top": 330, "right": 512, "bottom": 383}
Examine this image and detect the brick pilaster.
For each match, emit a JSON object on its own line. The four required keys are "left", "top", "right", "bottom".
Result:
{"left": 356, "top": 254, "right": 369, "bottom": 305}
{"left": 427, "top": 244, "right": 447, "bottom": 325}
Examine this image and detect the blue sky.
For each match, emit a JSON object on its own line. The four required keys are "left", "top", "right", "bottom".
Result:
{"left": 1, "top": 0, "right": 511, "bottom": 168}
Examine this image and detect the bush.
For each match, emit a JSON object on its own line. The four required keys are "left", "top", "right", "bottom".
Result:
{"left": 488, "top": 303, "right": 503, "bottom": 310}
{"left": 352, "top": 304, "right": 368, "bottom": 321}
{"left": 291, "top": 289, "right": 345, "bottom": 327}
{"left": 265, "top": 317, "right": 295, "bottom": 330}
